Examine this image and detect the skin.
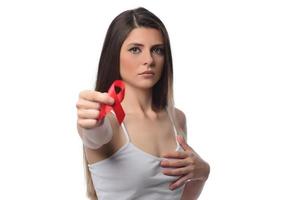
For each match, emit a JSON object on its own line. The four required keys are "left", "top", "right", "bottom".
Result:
{"left": 76, "top": 27, "right": 209, "bottom": 199}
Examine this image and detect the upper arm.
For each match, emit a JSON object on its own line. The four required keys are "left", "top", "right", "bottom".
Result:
{"left": 174, "top": 107, "right": 187, "bottom": 141}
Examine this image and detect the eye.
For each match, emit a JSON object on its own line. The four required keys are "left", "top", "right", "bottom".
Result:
{"left": 152, "top": 47, "right": 165, "bottom": 55}
{"left": 129, "top": 47, "right": 141, "bottom": 54}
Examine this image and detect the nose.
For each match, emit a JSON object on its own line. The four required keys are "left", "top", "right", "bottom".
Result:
{"left": 142, "top": 50, "right": 154, "bottom": 67}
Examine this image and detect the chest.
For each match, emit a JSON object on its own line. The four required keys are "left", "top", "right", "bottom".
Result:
{"left": 123, "top": 114, "right": 178, "bottom": 157}
{"left": 89, "top": 144, "right": 184, "bottom": 199}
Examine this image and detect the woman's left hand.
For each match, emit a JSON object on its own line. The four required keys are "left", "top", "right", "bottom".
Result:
{"left": 160, "top": 135, "right": 210, "bottom": 190}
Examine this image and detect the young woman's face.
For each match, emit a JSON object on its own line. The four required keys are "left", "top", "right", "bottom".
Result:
{"left": 120, "top": 27, "right": 165, "bottom": 90}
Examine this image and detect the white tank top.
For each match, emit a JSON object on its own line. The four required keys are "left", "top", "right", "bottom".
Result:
{"left": 88, "top": 110, "right": 185, "bottom": 200}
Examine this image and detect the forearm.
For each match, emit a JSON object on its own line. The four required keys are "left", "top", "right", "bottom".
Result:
{"left": 181, "top": 179, "right": 206, "bottom": 200}
{"left": 77, "top": 117, "right": 113, "bottom": 149}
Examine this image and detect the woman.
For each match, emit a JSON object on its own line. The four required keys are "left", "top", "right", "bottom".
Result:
{"left": 76, "top": 7, "right": 209, "bottom": 200}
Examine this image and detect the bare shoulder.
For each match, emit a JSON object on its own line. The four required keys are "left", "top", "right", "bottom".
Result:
{"left": 174, "top": 108, "right": 186, "bottom": 128}
{"left": 174, "top": 107, "right": 187, "bottom": 140}
{"left": 105, "top": 112, "right": 126, "bottom": 147}
{"left": 106, "top": 112, "right": 121, "bottom": 133}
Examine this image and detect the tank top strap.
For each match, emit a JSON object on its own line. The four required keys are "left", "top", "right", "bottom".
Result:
{"left": 166, "top": 108, "right": 180, "bottom": 148}
{"left": 121, "top": 122, "right": 130, "bottom": 143}
{"left": 110, "top": 110, "right": 130, "bottom": 143}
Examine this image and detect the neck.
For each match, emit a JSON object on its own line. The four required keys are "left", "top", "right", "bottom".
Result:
{"left": 122, "top": 83, "right": 156, "bottom": 117}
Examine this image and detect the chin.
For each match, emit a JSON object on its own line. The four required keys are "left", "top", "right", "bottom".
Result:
{"left": 130, "top": 79, "right": 159, "bottom": 90}
{"left": 138, "top": 80, "right": 157, "bottom": 89}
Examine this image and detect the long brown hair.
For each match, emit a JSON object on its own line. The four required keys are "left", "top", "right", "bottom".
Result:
{"left": 84, "top": 7, "right": 175, "bottom": 199}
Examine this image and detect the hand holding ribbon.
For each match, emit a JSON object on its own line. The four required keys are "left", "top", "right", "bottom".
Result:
{"left": 98, "top": 80, "right": 125, "bottom": 124}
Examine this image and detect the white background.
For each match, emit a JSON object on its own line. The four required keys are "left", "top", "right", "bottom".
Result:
{"left": 0, "top": 0, "right": 299, "bottom": 199}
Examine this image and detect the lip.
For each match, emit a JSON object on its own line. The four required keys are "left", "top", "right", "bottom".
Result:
{"left": 139, "top": 70, "right": 155, "bottom": 75}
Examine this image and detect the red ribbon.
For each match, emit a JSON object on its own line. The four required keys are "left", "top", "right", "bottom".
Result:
{"left": 98, "top": 80, "right": 125, "bottom": 124}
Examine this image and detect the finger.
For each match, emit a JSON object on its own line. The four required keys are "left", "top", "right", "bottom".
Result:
{"left": 177, "top": 135, "right": 193, "bottom": 151}
{"left": 77, "top": 119, "right": 99, "bottom": 129}
{"left": 162, "top": 166, "right": 192, "bottom": 177}
{"left": 76, "top": 98, "right": 100, "bottom": 110}
{"left": 169, "top": 173, "right": 193, "bottom": 190}
{"left": 77, "top": 109, "right": 100, "bottom": 119}
{"left": 160, "top": 158, "right": 193, "bottom": 168}
{"left": 79, "top": 90, "right": 114, "bottom": 105}
{"left": 162, "top": 151, "right": 189, "bottom": 159}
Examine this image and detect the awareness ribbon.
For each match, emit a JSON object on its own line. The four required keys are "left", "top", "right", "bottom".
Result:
{"left": 98, "top": 80, "right": 125, "bottom": 124}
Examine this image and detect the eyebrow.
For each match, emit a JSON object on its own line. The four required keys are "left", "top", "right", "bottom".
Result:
{"left": 127, "top": 43, "right": 164, "bottom": 47}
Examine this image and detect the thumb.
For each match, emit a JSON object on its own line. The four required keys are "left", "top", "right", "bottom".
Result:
{"left": 177, "top": 135, "right": 192, "bottom": 151}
